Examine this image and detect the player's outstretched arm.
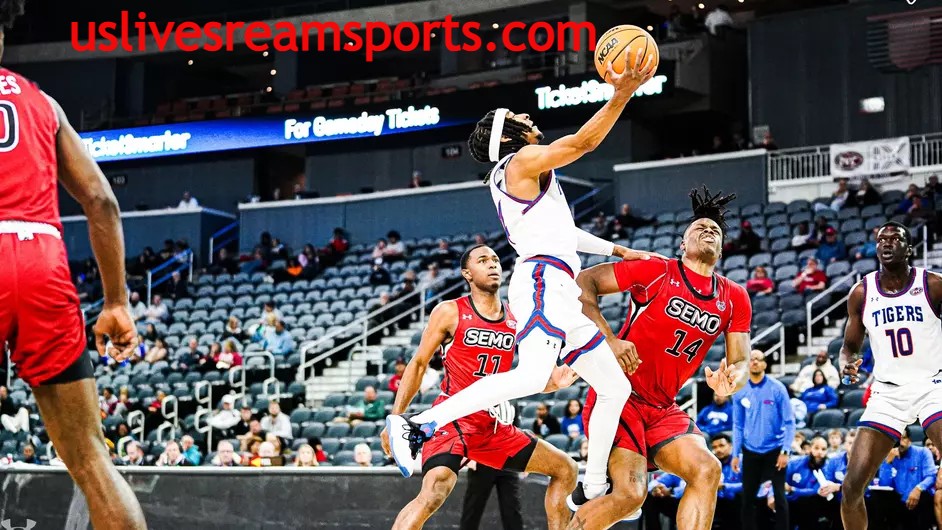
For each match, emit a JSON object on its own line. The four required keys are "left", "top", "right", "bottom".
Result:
{"left": 508, "top": 48, "right": 655, "bottom": 176}
{"left": 840, "top": 283, "right": 866, "bottom": 384}
{"left": 576, "top": 263, "right": 624, "bottom": 341}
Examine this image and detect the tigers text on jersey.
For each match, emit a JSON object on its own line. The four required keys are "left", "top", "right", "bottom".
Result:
{"left": 861, "top": 267, "right": 942, "bottom": 385}
{"left": 0, "top": 68, "right": 62, "bottom": 229}
{"left": 613, "top": 258, "right": 752, "bottom": 407}
{"left": 488, "top": 153, "right": 581, "bottom": 274}
{"left": 440, "top": 296, "right": 518, "bottom": 397}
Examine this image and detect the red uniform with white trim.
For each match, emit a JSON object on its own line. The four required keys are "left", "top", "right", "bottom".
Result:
{"left": 421, "top": 296, "right": 534, "bottom": 470}
{"left": 0, "top": 68, "right": 86, "bottom": 387}
{"left": 584, "top": 258, "right": 751, "bottom": 464}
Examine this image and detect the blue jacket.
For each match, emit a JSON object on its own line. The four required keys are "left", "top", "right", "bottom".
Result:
{"left": 560, "top": 416, "right": 584, "bottom": 437}
{"left": 718, "top": 456, "right": 743, "bottom": 500}
{"left": 816, "top": 240, "right": 847, "bottom": 263}
{"left": 263, "top": 329, "right": 296, "bottom": 355}
{"left": 733, "top": 376, "right": 796, "bottom": 456}
{"left": 697, "top": 402, "right": 733, "bottom": 436}
{"left": 891, "top": 446, "right": 937, "bottom": 498}
{"left": 824, "top": 450, "right": 889, "bottom": 499}
{"left": 649, "top": 473, "right": 686, "bottom": 499}
{"left": 801, "top": 384, "right": 838, "bottom": 412}
{"left": 784, "top": 455, "right": 828, "bottom": 501}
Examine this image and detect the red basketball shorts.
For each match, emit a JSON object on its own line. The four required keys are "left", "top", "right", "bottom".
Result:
{"left": 0, "top": 232, "right": 87, "bottom": 387}
{"left": 584, "top": 388, "right": 701, "bottom": 468}
{"left": 421, "top": 398, "right": 535, "bottom": 473}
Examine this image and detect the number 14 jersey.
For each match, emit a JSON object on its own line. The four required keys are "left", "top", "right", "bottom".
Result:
{"left": 612, "top": 258, "right": 752, "bottom": 407}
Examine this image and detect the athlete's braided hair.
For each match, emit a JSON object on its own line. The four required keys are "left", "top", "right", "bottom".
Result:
{"left": 468, "top": 110, "right": 535, "bottom": 183}
{"left": 689, "top": 185, "right": 737, "bottom": 233}
{"left": 0, "top": 0, "right": 25, "bottom": 29}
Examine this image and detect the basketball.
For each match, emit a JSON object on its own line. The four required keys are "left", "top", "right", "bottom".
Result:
{"left": 594, "top": 25, "right": 660, "bottom": 82}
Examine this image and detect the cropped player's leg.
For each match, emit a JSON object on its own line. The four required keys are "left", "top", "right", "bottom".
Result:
{"left": 653, "top": 435, "right": 722, "bottom": 530}
{"left": 393, "top": 462, "right": 459, "bottom": 530}
{"left": 841, "top": 426, "right": 898, "bottom": 530}
{"left": 568, "top": 448, "right": 648, "bottom": 530}
{"left": 565, "top": 335, "right": 631, "bottom": 496}
{"left": 32, "top": 358, "right": 146, "bottom": 530}
{"left": 522, "top": 439, "right": 579, "bottom": 530}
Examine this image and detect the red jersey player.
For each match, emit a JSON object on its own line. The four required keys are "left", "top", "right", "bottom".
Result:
{"left": 0, "top": 3, "right": 146, "bottom": 528}
{"left": 381, "top": 244, "right": 579, "bottom": 530}
{"left": 567, "top": 187, "right": 753, "bottom": 530}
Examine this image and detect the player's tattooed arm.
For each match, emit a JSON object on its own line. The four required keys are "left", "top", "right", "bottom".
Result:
{"left": 389, "top": 301, "right": 457, "bottom": 415}
{"left": 840, "top": 283, "right": 866, "bottom": 384}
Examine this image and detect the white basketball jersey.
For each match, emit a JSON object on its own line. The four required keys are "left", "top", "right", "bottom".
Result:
{"left": 862, "top": 267, "right": 942, "bottom": 385}
{"left": 488, "top": 154, "right": 580, "bottom": 272}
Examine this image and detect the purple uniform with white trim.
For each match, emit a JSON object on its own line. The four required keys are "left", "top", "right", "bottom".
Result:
{"left": 858, "top": 267, "right": 942, "bottom": 441}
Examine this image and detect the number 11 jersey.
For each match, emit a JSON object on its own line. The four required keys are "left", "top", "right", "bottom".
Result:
{"left": 612, "top": 258, "right": 752, "bottom": 407}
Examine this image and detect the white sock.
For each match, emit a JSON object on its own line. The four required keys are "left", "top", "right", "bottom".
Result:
{"left": 569, "top": 340, "right": 631, "bottom": 491}
{"left": 412, "top": 334, "right": 560, "bottom": 429}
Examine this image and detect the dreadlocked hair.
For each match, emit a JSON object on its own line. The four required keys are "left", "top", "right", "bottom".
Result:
{"left": 0, "top": 0, "right": 25, "bottom": 29}
{"left": 688, "top": 185, "right": 737, "bottom": 233}
{"left": 468, "top": 110, "right": 533, "bottom": 182}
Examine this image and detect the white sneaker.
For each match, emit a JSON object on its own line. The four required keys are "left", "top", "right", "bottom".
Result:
{"left": 386, "top": 415, "right": 425, "bottom": 478}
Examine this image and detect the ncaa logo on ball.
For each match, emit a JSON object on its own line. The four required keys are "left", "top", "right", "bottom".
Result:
{"left": 596, "top": 37, "right": 619, "bottom": 65}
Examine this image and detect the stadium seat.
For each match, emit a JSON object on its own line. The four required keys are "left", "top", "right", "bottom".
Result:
{"left": 323, "top": 394, "right": 347, "bottom": 408}
{"left": 723, "top": 255, "right": 747, "bottom": 270}
{"left": 325, "top": 423, "right": 351, "bottom": 438}
{"left": 752, "top": 296, "right": 779, "bottom": 313}
{"left": 741, "top": 203, "right": 763, "bottom": 217}
{"left": 290, "top": 409, "right": 312, "bottom": 424}
{"left": 352, "top": 423, "right": 377, "bottom": 438}
{"left": 852, "top": 259, "right": 877, "bottom": 275}
{"left": 845, "top": 231, "right": 868, "bottom": 247}
{"left": 554, "top": 387, "right": 581, "bottom": 401}
{"left": 727, "top": 269, "right": 748, "bottom": 284}
{"left": 752, "top": 311, "right": 779, "bottom": 331}
{"left": 781, "top": 309, "right": 806, "bottom": 330}
{"left": 748, "top": 253, "right": 772, "bottom": 268}
{"left": 768, "top": 225, "right": 790, "bottom": 239}
{"left": 787, "top": 200, "right": 811, "bottom": 214}
{"left": 789, "top": 212, "right": 813, "bottom": 226}
{"left": 545, "top": 434, "right": 571, "bottom": 452}
{"left": 811, "top": 409, "right": 845, "bottom": 429}
{"left": 838, "top": 207, "right": 860, "bottom": 220}
{"left": 333, "top": 450, "right": 356, "bottom": 465}
{"left": 774, "top": 265, "right": 799, "bottom": 283}
{"left": 826, "top": 261, "right": 851, "bottom": 277}
{"left": 841, "top": 390, "right": 866, "bottom": 409}
{"left": 355, "top": 377, "right": 379, "bottom": 391}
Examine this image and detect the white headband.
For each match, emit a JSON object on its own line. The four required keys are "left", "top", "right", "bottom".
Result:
{"left": 489, "top": 108, "right": 509, "bottom": 162}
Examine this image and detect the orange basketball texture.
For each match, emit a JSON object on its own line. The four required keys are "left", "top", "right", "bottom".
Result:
{"left": 594, "top": 25, "right": 660, "bottom": 82}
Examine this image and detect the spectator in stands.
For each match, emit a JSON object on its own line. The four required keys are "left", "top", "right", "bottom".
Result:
{"left": 576, "top": 438, "right": 589, "bottom": 463}
{"left": 354, "top": 443, "right": 373, "bottom": 467}
{"left": 297, "top": 244, "right": 319, "bottom": 279}
{"left": 697, "top": 392, "right": 733, "bottom": 437}
{"left": 816, "top": 227, "right": 847, "bottom": 264}
{"left": 408, "top": 170, "right": 429, "bottom": 188}
{"left": 265, "top": 432, "right": 284, "bottom": 457}
{"left": 208, "top": 247, "right": 239, "bottom": 275}
{"left": 320, "top": 227, "right": 349, "bottom": 268}
{"left": 615, "top": 204, "right": 650, "bottom": 229}
{"left": 180, "top": 435, "right": 202, "bottom": 466}
{"left": 791, "top": 221, "right": 817, "bottom": 252}
{"left": 257, "top": 442, "right": 278, "bottom": 461}
{"left": 886, "top": 427, "right": 936, "bottom": 528}
{"left": 233, "top": 405, "right": 255, "bottom": 438}
{"left": 343, "top": 386, "right": 386, "bottom": 425}
{"left": 122, "top": 441, "right": 146, "bottom": 466}
{"left": 897, "top": 184, "right": 922, "bottom": 214}
{"left": 0, "top": 386, "right": 28, "bottom": 434}
{"left": 156, "top": 440, "right": 193, "bottom": 466}
{"left": 725, "top": 220, "right": 762, "bottom": 257}
{"left": 824, "top": 178, "right": 851, "bottom": 211}
{"left": 214, "top": 341, "right": 243, "bottom": 370}
{"left": 607, "top": 219, "right": 629, "bottom": 240}
{"left": 747, "top": 266, "right": 775, "bottom": 296}
{"left": 791, "top": 432, "right": 807, "bottom": 455}
{"left": 419, "top": 263, "right": 446, "bottom": 302}
{"left": 261, "top": 401, "right": 293, "bottom": 440}
{"left": 371, "top": 239, "right": 388, "bottom": 262}
{"left": 826, "top": 429, "right": 845, "bottom": 459}
{"left": 855, "top": 179, "right": 882, "bottom": 207}
{"left": 157, "top": 239, "right": 175, "bottom": 264}
{"left": 262, "top": 302, "right": 283, "bottom": 325}
{"left": 923, "top": 174, "right": 941, "bottom": 209}
{"left": 209, "top": 394, "right": 241, "bottom": 435}
{"left": 177, "top": 191, "right": 199, "bottom": 210}
{"left": 474, "top": 233, "right": 487, "bottom": 245}
{"left": 164, "top": 271, "right": 189, "bottom": 301}
{"left": 142, "top": 323, "right": 159, "bottom": 343}
{"left": 560, "top": 399, "right": 584, "bottom": 438}
{"left": 262, "top": 320, "right": 295, "bottom": 355}
{"left": 856, "top": 227, "right": 880, "bottom": 260}
{"left": 791, "top": 350, "right": 840, "bottom": 394}
{"left": 644, "top": 472, "right": 685, "bottom": 528}
{"left": 926, "top": 439, "right": 941, "bottom": 466}
{"left": 905, "top": 195, "right": 937, "bottom": 249}
{"left": 221, "top": 316, "right": 247, "bottom": 343}
{"left": 99, "top": 387, "right": 118, "bottom": 417}
{"left": 143, "top": 294, "right": 170, "bottom": 324}
{"left": 174, "top": 338, "right": 201, "bottom": 371}
{"left": 387, "top": 358, "right": 406, "bottom": 394}
{"left": 144, "top": 338, "right": 168, "bottom": 364}
{"left": 270, "top": 238, "right": 289, "bottom": 261}
{"left": 709, "top": 134, "right": 728, "bottom": 154}
{"left": 590, "top": 212, "right": 609, "bottom": 238}
{"left": 293, "top": 444, "right": 319, "bottom": 467}
{"left": 731, "top": 131, "right": 751, "bottom": 151}
{"left": 75, "top": 273, "right": 101, "bottom": 302}
{"left": 129, "top": 247, "right": 159, "bottom": 279}
{"left": 367, "top": 292, "right": 396, "bottom": 344}
{"left": 800, "top": 370, "right": 839, "bottom": 412}
{"left": 790, "top": 387, "right": 809, "bottom": 429}
{"left": 369, "top": 261, "right": 392, "bottom": 286}
{"left": 212, "top": 440, "right": 241, "bottom": 467}
{"left": 392, "top": 270, "right": 421, "bottom": 330}
{"left": 531, "top": 402, "right": 561, "bottom": 438}
{"left": 383, "top": 231, "right": 406, "bottom": 262}
{"left": 712, "top": 433, "right": 743, "bottom": 529}
{"left": 423, "top": 239, "right": 458, "bottom": 269}
{"left": 309, "top": 437, "right": 329, "bottom": 463}
{"left": 128, "top": 292, "right": 147, "bottom": 321}
{"left": 109, "top": 388, "right": 131, "bottom": 418}
{"left": 793, "top": 257, "right": 828, "bottom": 294}
{"left": 759, "top": 131, "right": 779, "bottom": 151}
{"left": 704, "top": 4, "right": 734, "bottom": 35}
{"left": 240, "top": 248, "right": 267, "bottom": 274}
{"left": 774, "top": 435, "right": 834, "bottom": 529}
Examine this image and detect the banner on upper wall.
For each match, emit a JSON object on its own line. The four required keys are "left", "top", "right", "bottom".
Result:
{"left": 830, "top": 137, "right": 911, "bottom": 178}
{"left": 78, "top": 69, "right": 674, "bottom": 163}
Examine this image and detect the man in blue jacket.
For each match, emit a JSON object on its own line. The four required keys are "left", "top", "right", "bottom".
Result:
{"left": 773, "top": 435, "right": 835, "bottom": 529}
{"left": 697, "top": 392, "right": 733, "bottom": 437}
{"left": 733, "top": 351, "right": 796, "bottom": 530}
{"left": 643, "top": 472, "right": 685, "bottom": 530}
{"left": 712, "top": 433, "right": 743, "bottom": 530}
{"left": 886, "top": 427, "right": 937, "bottom": 529}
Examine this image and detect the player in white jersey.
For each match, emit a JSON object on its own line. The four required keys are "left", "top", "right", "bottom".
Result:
{"left": 386, "top": 47, "right": 658, "bottom": 512}
{"left": 839, "top": 221, "right": 942, "bottom": 530}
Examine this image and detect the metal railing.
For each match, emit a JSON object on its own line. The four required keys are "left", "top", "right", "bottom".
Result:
{"left": 676, "top": 378, "right": 698, "bottom": 419}
{"left": 768, "top": 132, "right": 942, "bottom": 184}
{"left": 570, "top": 183, "right": 614, "bottom": 221}
{"left": 753, "top": 322, "right": 786, "bottom": 375}
{"left": 193, "top": 381, "right": 214, "bottom": 453}
{"left": 127, "top": 410, "right": 145, "bottom": 442}
{"left": 154, "top": 395, "right": 180, "bottom": 443}
{"left": 147, "top": 249, "right": 195, "bottom": 304}
{"left": 805, "top": 272, "right": 860, "bottom": 350}
{"left": 208, "top": 221, "right": 240, "bottom": 265}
